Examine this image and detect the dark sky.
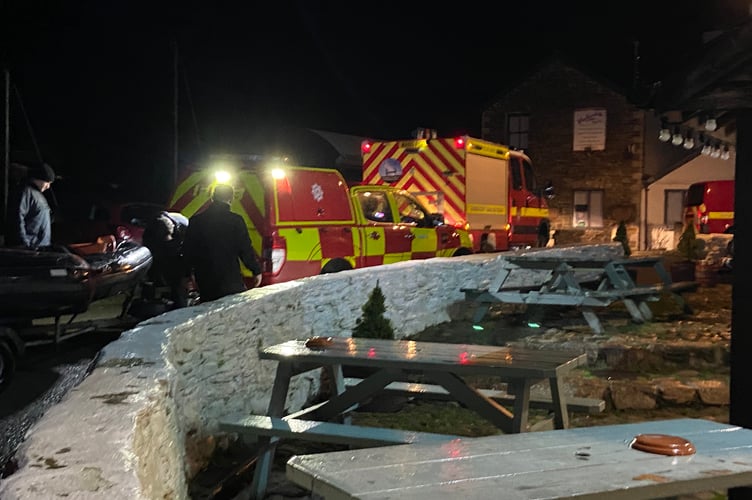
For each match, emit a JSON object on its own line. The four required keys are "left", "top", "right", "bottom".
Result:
{"left": 1, "top": 0, "right": 746, "bottom": 201}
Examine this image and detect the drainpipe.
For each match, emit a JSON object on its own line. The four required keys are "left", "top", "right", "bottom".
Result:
{"left": 641, "top": 174, "right": 653, "bottom": 251}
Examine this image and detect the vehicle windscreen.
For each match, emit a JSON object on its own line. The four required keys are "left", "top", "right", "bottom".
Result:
{"left": 685, "top": 184, "right": 706, "bottom": 206}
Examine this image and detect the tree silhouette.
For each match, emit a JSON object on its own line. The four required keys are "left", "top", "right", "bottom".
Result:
{"left": 353, "top": 281, "right": 394, "bottom": 339}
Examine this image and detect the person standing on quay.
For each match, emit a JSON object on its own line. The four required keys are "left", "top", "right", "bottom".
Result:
{"left": 4, "top": 163, "right": 56, "bottom": 249}
{"left": 182, "top": 184, "right": 262, "bottom": 303}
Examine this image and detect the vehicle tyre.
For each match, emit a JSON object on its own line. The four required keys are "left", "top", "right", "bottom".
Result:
{"left": 321, "top": 258, "right": 352, "bottom": 274}
{"left": 453, "top": 247, "right": 473, "bottom": 257}
{"left": 537, "top": 219, "right": 551, "bottom": 247}
{"left": 0, "top": 337, "right": 18, "bottom": 393}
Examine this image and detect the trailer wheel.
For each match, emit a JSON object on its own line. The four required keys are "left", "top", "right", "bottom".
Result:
{"left": 0, "top": 338, "right": 17, "bottom": 393}
{"left": 453, "top": 247, "right": 473, "bottom": 257}
{"left": 321, "top": 258, "right": 352, "bottom": 274}
{"left": 0, "top": 327, "right": 23, "bottom": 393}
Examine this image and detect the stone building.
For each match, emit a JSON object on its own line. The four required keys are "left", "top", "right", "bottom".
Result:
{"left": 481, "top": 55, "right": 735, "bottom": 250}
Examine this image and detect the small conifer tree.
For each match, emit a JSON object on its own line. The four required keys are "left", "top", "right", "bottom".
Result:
{"left": 613, "top": 221, "right": 631, "bottom": 256}
{"left": 353, "top": 281, "right": 395, "bottom": 339}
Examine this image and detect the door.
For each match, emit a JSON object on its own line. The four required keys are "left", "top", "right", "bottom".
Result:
{"left": 352, "top": 188, "right": 411, "bottom": 266}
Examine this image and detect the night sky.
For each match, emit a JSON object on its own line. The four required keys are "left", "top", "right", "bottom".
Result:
{"left": 1, "top": 0, "right": 745, "bottom": 202}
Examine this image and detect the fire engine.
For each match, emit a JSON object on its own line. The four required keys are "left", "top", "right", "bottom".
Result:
{"left": 684, "top": 179, "right": 734, "bottom": 234}
{"left": 361, "top": 132, "right": 552, "bottom": 252}
{"left": 167, "top": 155, "right": 473, "bottom": 287}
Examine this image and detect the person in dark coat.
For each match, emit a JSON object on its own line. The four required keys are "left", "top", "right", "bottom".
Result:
{"left": 142, "top": 211, "right": 190, "bottom": 308}
{"left": 4, "top": 163, "right": 56, "bottom": 249}
{"left": 183, "top": 184, "right": 262, "bottom": 303}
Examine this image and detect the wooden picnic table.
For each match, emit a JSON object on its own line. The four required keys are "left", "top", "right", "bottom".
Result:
{"left": 287, "top": 417, "right": 752, "bottom": 499}
{"left": 219, "top": 337, "right": 588, "bottom": 499}
{"left": 463, "top": 255, "right": 697, "bottom": 334}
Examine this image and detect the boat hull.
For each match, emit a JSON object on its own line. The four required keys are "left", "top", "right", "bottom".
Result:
{"left": 0, "top": 242, "right": 152, "bottom": 322}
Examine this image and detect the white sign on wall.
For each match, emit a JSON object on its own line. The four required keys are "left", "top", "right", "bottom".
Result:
{"left": 573, "top": 108, "right": 607, "bottom": 151}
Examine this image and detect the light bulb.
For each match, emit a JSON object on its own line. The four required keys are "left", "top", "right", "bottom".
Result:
{"left": 683, "top": 136, "right": 695, "bottom": 149}
{"left": 704, "top": 118, "right": 718, "bottom": 131}
{"left": 658, "top": 128, "right": 671, "bottom": 142}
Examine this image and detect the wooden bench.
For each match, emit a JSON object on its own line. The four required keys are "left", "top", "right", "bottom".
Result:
{"left": 462, "top": 256, "right": 699, "bottom": 333}
{"left": 219, "top": 414, "right": 458, "bottom": 447}
{"left": 218, "top": 413, "right": 459, "bottom": 500}
{"left": 344, "top": 378, "right": 605, "bottom": 415}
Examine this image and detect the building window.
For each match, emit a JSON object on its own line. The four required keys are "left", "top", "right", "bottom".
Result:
{"left": 573, "top": 190, "right": 604, "bottom": 228}
{"left": 507, "top": 114, "right": 529, "bottom": 150}
{"left": 664, "top": 189, "right": 686, "bottom": 227}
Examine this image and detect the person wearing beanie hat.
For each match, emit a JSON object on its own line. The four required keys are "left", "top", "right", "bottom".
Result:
{"left": 31, "top": 163, "right": 56, "bottom": 183}
{"left": 3, "top": 163, "right": 56, "bottom": 249}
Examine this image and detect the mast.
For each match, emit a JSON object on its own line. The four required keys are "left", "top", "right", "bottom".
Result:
{"left": 172, "top": 40, "right": 179, "bottom": 190}
{"left": 3, "top": 68, "right": 8, "bottom": 226}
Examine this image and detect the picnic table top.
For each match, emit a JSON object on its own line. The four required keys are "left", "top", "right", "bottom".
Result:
{"left": 502, "top": 254, "right": 664, "bottom": 269}
{"left": 287, "top": 418, "right": 752, "bottom": 500}
{"left": 260, "top": 338, "right": 587, "bottom": 378}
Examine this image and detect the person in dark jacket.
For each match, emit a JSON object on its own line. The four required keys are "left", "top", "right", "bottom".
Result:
{"left": 4, "top": 163, "right": 56, "bottom": 249}
{"left": 142, "top": 211, "right": 190, "bottom": 308}
{"left": 183, "top": 184, "right": 262, "bottom": 303}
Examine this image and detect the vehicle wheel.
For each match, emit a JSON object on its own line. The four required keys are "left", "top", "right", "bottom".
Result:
{"left": 0, "top": 338, "right": 17, "bottom": 393}
{"left": 453, "top": 247, "right": 473, "bottom": 257}
{"left": 537, "top": 219, "right": 551, "bottom": 247}
{"left": 321, "top": 258, "right": 353, "bottom": 274}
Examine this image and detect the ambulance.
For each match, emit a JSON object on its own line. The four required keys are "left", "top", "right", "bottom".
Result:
{"left": 361, "top": 132, "right": 552, "bottom": 252}
{"left": 167, "top": 156, "right": 473, "bottom": 287}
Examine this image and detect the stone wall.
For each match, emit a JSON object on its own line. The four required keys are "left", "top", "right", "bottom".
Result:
{"left": 0, "top": 244, "right": 624, "bottom": 500}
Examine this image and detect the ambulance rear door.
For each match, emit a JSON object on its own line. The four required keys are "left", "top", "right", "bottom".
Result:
{"left": 271, "top": 167, "right": 357, "bottom": 280}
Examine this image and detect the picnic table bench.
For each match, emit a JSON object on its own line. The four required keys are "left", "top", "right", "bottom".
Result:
{"left": 287, "top": 417, "right": 752, "bottom": 499}
{"left": 218, "top": 337, "right": 591, "bottom": 499}
{"left": 462, "top": 255, "right": 697, "bottom": 334}
{"left": 343, "top": 377, "right": 605, "bottom": 416}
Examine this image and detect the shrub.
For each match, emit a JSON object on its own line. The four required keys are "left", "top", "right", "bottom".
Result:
{"left": 613, "top": 221, "right": 631, "bottom": 257}
{"left": 353, "top": 281, "right": 395, "bottom": 339}
{"left": 676, "top": 223, "right": 705, "bottom": 261}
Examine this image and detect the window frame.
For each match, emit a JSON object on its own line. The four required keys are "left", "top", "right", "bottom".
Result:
{"left": 664, "top": 189, "right": 687, "bottom": 227}
{"left": 572, "top": 189, "right": 604, "bottom": 228}
{"left": 507, "top": 113, "right": 529, "bottom": 150}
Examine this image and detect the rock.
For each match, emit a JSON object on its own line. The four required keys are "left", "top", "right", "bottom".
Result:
{"left": 692, "top": 380, "right": 730, "bottom": 406}
{"left": 609, "top": 381, "right": 657, "bottom": 410}
{"left": 655, "top": 378, "right": 698, "bottom": 405}
{"left": 567, "top": 376, "right": 609, "bottom": 401}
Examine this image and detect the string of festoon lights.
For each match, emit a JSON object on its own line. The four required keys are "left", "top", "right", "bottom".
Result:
{"left": 657, "top": 117, "right": 732, "bottom": 160}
